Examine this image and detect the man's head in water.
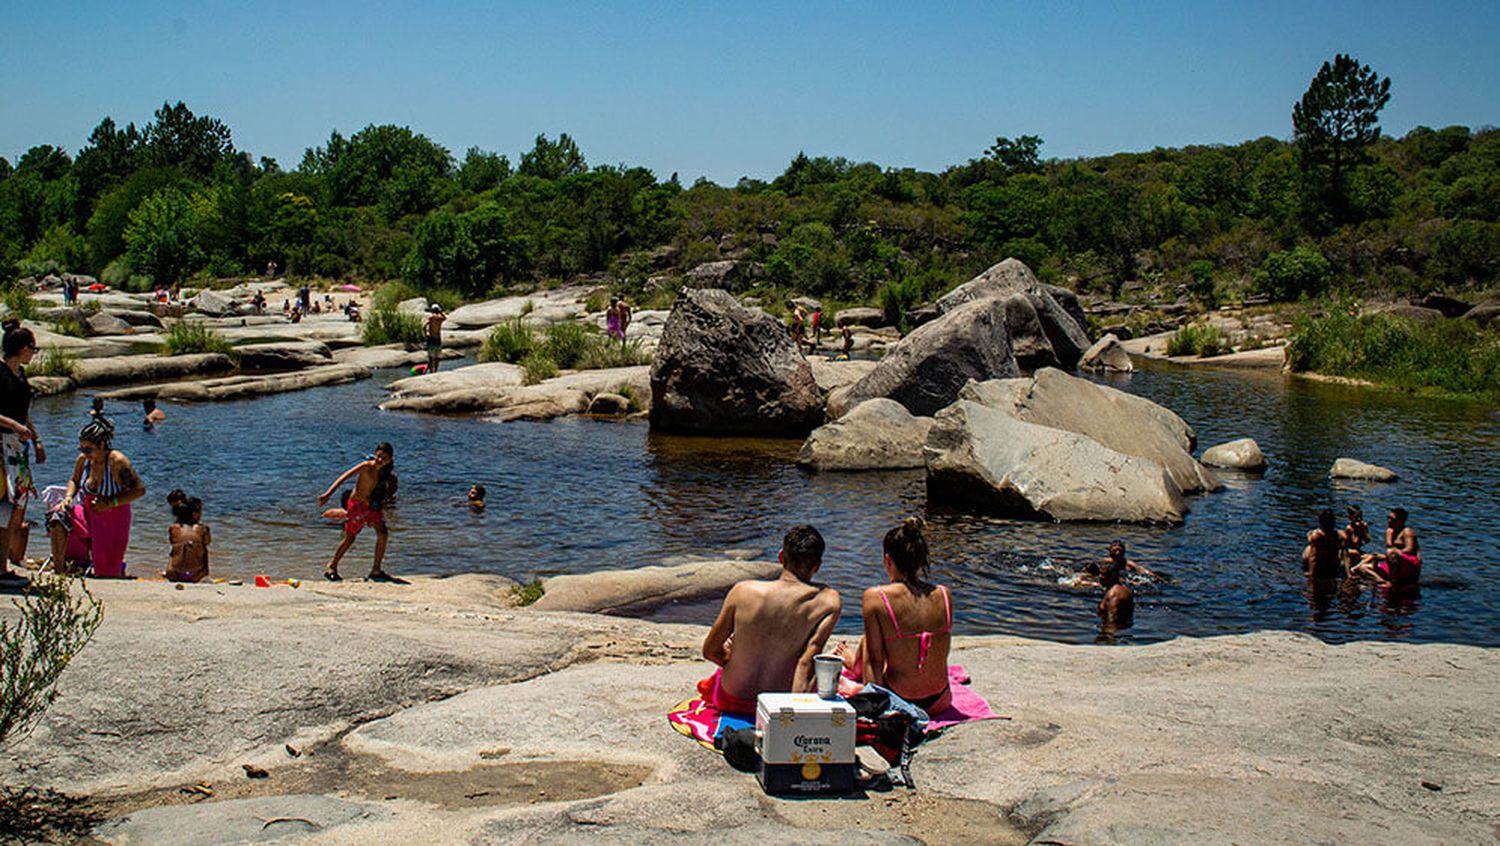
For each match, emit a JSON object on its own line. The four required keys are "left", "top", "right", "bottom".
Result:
{"left": 779, "top": 524, "right": 825, "bottom": 582}
{"left": 1098, "top": 557, "right": 1125, "bottom": 588}
{"left": 1107, "top": 541, "right": 1127, "bottom": 563}
{"left": 1318, "top": 508, "right": 1336, "bottom": 534}
{"left": 1388, "top": 507, "right": 1408, "bottom": 529}
{"left": 468, "top": 484, "right": 485, "bottom": 502}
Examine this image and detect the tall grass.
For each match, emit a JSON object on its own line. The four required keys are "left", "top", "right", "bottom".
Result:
{"left": 479, "top": 318, "right": 535, "bottom": 363}
{"left": 1165, "top": 323, "right": 1229, "bottom": 358}
{"left": 1286, "top": 312, "right": 1500, "bottom": 398}
{"left": 3, "top": 282, "right": 38, "bottom": 321}
{"left": 578, "top": 338, "right": 653, "bottom": 369}
{"left": 30, "top": 345, "right": 79, "bottom": 380}
{"left": 361, "top": 306, "right": 425, "bottom": 346}
{"left": 481, "top": 318, "right": 654, "bottom": 374}
{"left": 542, "top": 322, "right": 596, "bottom": 368}
{"left": 51, "top": 314, "right": 86, "bottom": 338}
{"left": 520, "top": 352, "right": 559, "bottom": 385}
{"left": 162, "top": 320, "right": 235, "bottom": 357}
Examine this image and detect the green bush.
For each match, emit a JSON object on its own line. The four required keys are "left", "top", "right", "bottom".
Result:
{"left": 361, "top": 306, "right": 425, "bottom": 347}
{"left": 520, "top": 352, "right": 559, "bottom": 385}
{"left": 1254, "top": 245, "right": 1330, "bottom": 302}
{"left": 876, "top": 278, "right": 921, "bottom": 329}
{"left": 1166, "top": 323, "right": 1229, "bottom": 357}
{"left": 1286, "top": 311, "right": 1500, "bottom": 397}
{"left": 30, "top": 346, "right": 79, "bottom": 380}
{"left": 577, "top": 337, "right": 654, "bottom": 369}
{"left": 162, "top": 320, "right": 234, "bottom": 357}
{"left": 1187, "top": 260, "right": 1217, "bottom": 308}
{"left": 51, "top": 315, "right": 86, "bottom": 338}
{"left": 372, "top": 280, "right": 421, "bottom": 311}
{"left": 510, "top": 579, "right": 545, "bottom": 606}
{"left": 479, "top": 318, "right": 535, "bottom": 363}
{"left": 1, "top": 575, "right": 103, "bottom": 749}
{"left": 3, "top": 283, "right": 38, "bottom": 321}
{"left": 542, "top": 321, "right": 596, "bottom": 368}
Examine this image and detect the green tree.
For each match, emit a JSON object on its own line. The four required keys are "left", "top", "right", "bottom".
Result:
{"left": 1292, "top": 54, "right": 1392, "bottom": 222}
{"left": 123, "top": 187, "right": 209, "bottom": 285}
{"left": 518, "top": 133, "right": 586, "bottom": 181}
{"left": 458, "top": 147, "right": 511, "bottom": 193}
{"left": 985, "top": 135, "right": 1044, "bottom": 176}
{"left": 138, "top": 101, "right": 236, "bottom": 177}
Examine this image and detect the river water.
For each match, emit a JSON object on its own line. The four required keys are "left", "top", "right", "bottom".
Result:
{"left": 27, "top": 360, "right": 1500, "bottom": 646}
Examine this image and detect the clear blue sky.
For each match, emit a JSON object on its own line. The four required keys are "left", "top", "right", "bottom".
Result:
{"left": 2, "top": 1, "right": 1497, "bottom": 184}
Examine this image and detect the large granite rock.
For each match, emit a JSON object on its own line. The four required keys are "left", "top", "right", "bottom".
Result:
{"left": 958, "top": 368, "right": 1218, "bottom": 493}
{"left": 796, "top": 398, "right": 935, "bottom": 472}
{"left": 233, "top": 340, "right": 334, "bottom": 371}
{"left": 84, "top": 311, "right": 133, "bottom": 336}
{"left": 188, "top": 289, "right": 237, "bottom": 317}
{"left": 1080, "top": 333, "right": 1134, "bottom": 372}
{"left": 1330, "top": 458, "right": 1398, "bottom": 482}
{"left": 649, "top": 288, "right": 823, "bottom": 435}
{"left": 1463, "top": 298, "right": 1500, "bottom": 326}
{"left": 933, "top": 258, "right": 1091, "bottom": 368}
{"left": 834, "top": 306, "right": 887, "bottom": 328}
{"left": 1202, "top": 438, "right": 1268, "bottom": 471}
{"left": 446, "top": 286, "right": 591, "bottom": 329}
{"left": 827, "top": 296, "right": 1018, "bottom": 419}
{"left": 925, "top": 398, "right": 1188, "bottom": 523}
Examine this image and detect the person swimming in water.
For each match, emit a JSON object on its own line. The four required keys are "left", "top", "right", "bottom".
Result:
{"left": 466, "top": 484, "right": 485, "bottom": 512}
{"left": 1096, "top": 553, "right": 1135, "bottom": 628}
{"left": 1352, "top": 507, "right": 1421, "bottom": 587}
{"left": 1302, "top": 508, "right": 1343, "bottom": 580}
{"left": 1339, "top": 505, "right": 1370, "bottom": 574}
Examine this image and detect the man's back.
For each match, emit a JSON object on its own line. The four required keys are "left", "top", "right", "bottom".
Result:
{"left": 717, "top": 577, "right": 839, "bottom": 700}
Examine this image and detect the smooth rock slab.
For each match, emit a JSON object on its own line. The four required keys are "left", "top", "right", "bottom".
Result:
{"left": 95, "top": 794, "right": 383, "bottom": 846}
{"left": 925, "top": 399, "right": 1188, "bottom": 523}
{"left": 834, "top": 306, "right": 887, "bottom": 327}
{"left": 1202, "top": 438, "right": 1268, "bottom": 471}
{"left": 1080, "top": 332, "right": 1134, "bottom": 372}
{"left": 531, "top": 558, "right": 779, "bottom": 614}
{"left": 1330, "top": 458, "right": 1398, "bottom": 482}
{"left": 797, "top": 397, "right": 934, "bottom": 471}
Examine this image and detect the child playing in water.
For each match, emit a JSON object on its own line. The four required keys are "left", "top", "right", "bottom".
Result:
{"left": 1352, "top": 507, "right": 1421, "bottom": 587}
{"left": 316, "top": 443, "right": 396, "bottom": 582}
{"left": 163, "top": 489, "right": 210, "bottom": 583}
{"left": 466, "top": 484, "right": 486, "bottom": 512}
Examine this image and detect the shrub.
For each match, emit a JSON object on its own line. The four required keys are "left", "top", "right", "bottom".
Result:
{"left": 480, "top": 318, "right": 535, "bottom": 363}
{"left": 361, "top": 306, "right": 425, "bottom": 347}
{"left": 3, "top": 282, "right": 38, "bottom": 321}
{"left": 578, "top": 337, "right": 654, "bottom": 369}
{"left": 1286, "top": 311, "right": 1500, "bottom": 397}
{"left": 372, "top": 280, "right": 421, "bottom": 311}
{"left": 1, "top": 575, "right": 103, "bottom": 749}
{"left": 51, "top": 315, "right": 86, "bottom": 338}
{"left": 1187, "top": 260, "right": 1217, "bottom": 308}
{"left": 510, "top": 579, "right": 545, "bottom": 606}
{"left": 876, "top": 278, "right": 922, "bottom": 329}
{"left": 520, "top": 352, "right": 559, "bottom": 385}
{"left": 584, "top": 288, "right": 611, "bottom": 313}
{"left": 542, "top": 321, "right": 596, "bottom": 368}
{"left": 1254, "top": 245, "right": 1331, "bottom": 302}
{"left": 1166, "top": 323, "right": 1229, "bottom": 357}
{"left": 30, "top": 346, "right": 79, "bottom": 380}
{"left": 162, "top": 320, "right": 234, "bottom": 357}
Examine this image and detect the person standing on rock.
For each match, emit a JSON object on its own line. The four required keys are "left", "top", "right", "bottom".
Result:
{"left": 423, "top": 304, "right": 446, "bottom": 374}
{"left": 316, "top": 442, "right": 397, "bottom": 582}
{"left": 605, "top": 297, "right": 623, "bottom": 341}
{"left": 697, "top": 525, "right": 841, "bottom": 712}
{"left": 298, "top": 283, "right": 311, "bottom": 314}
{"left": 0, "top": 323, "right": 45, "bottom": 586}
{"left": 786, "top": 301, "right": 809, "bottom": 355}
{"left": 617, "top": 296, "right": 633, "bottom": 344}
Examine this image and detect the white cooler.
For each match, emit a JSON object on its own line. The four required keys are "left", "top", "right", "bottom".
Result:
{"left": 754, "top": 692, "right": 856, "bottom": 795}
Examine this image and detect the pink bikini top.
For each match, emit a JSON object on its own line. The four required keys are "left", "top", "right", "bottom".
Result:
{"left": 879, "top": 585, "right": 952, "bottom": 671}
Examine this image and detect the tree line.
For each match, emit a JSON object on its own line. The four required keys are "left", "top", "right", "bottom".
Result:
{"left": 1, "top": 54, "right": 1495, "bottom": 308}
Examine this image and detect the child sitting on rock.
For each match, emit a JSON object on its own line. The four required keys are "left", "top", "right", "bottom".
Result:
{"left": 163, "top": 489, "right": 211, "bottom": 583}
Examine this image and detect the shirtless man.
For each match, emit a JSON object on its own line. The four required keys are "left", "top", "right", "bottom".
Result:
{"left": 316, "top": 442, "right": 397, "bottom": 582}
{"left": 699, "top": 525, "right": 841, "bottom": 712}
{"left": 423, "top": 305, "right": 446, "bottom": 374}
{"left": 1302, "top": 508, "right": 1343, "bottom": 580}
{"left": 1352, "top": 508, "right": 1421, "bottom": 587}
{"left": 1097, "top": 555, "right": 1134, "bottom": 628}
{"left": 1097, "top": 540, "right": 1163, "bottom": 581}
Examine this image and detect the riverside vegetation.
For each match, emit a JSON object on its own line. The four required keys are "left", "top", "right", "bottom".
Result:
{"left": 1, "top": 53, "right": 1495, "bottom": 394}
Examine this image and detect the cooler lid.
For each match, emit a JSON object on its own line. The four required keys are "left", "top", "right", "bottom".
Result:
{"left": 756, "top": 692, "right": 855, "bottom": 715}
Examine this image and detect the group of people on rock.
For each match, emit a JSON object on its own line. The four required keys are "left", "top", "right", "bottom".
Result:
{"left": 1303, "top": 505, "right": 1421, "bottom": 587}
{"left": 699, "top": 518, "right": 956, "bottom": 715}
{"left": 785, "top": 300, "right": 855, "bottom": 358}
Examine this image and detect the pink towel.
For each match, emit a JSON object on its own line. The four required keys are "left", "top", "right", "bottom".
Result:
{"left": 926, "top": 664, "right": 1006, "bottom": 730}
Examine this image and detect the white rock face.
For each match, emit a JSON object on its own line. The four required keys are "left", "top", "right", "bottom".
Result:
{"left": 1080, "top": 333, "right": 1134, "bottom": 372}
{"left": 1202, "top": 438, "right": 1268, "bottom": 471}
{"left": 925, "top": 398, "right": 1188, "bottom": 523}
{"left": 797, "top": 398, "right": 935, "bottom": 472}
{"left": 1330, "top": 458, "right": 1398, "bottom": 482}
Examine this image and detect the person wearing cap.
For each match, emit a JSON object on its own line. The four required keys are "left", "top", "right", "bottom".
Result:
{"left": 423, "top": 304, "right": 446, "bottom": 374}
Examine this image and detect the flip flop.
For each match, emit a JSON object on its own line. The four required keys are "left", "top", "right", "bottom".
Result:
{"left": 322, "top": 570, "right": 342, "bottom": 582}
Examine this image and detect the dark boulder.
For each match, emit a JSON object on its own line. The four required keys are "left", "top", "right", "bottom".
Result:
{"left": 827, "top": 296, "right": 1018, "bottom": 419}
{"left": 649, "top": 288, "right": 823, "bottom": 435}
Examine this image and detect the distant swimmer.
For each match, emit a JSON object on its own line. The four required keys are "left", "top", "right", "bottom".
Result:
{"left": 143, "top": 398, "right": 166, "bottom": 429}
{"left": 466, "top": 484, "right": 486, "bottom": 512}
{"left": 1097, "top": 540, "right": 1163, "bottom": 582}
{"left": 1302, "top": 508, "right": 1343, "bottom": 580}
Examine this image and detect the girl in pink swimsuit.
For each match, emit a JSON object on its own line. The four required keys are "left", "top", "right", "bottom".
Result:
{"left": 837, "top": 516, "right": 955, "bottom": 713}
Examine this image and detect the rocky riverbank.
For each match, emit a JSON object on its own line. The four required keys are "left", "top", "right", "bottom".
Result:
{"left": 3, "top": 575, "right": 1496, "bottom": 845}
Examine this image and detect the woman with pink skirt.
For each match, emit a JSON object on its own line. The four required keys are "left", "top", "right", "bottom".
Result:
{"left": 53, "top": 411, "right": 144, "bottom": 578}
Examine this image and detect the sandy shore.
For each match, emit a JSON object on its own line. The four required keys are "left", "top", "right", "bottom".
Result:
{"left": 3, "top": 574, "right": 1497, "bottom": 845}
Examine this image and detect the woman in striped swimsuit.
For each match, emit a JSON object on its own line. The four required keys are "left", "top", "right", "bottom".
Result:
{"left": 56, "top": 412, "right": 145, "bottom": 578}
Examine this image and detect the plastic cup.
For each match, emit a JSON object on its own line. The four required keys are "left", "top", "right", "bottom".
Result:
{"left": 814, "top": 654, "right": 843, "bottom": 699}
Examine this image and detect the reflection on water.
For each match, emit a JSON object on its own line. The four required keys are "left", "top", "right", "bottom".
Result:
{"left": 28, "top": 358, "right": 1500, "bottom": 646}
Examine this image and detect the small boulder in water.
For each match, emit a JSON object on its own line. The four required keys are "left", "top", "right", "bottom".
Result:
{"left": 1201, "top": 438, "right": 1267, "bottom": 472}
{"left": 797, "top": 398, "right": 934, "bottom": 472}
{"left": 1330, "top": 458, "right": 1398, "bottom": 482}
{"left": 1079, "top": 333, "right": 1133, "bottom": 372}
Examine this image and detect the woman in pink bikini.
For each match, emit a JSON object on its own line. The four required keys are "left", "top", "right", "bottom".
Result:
{"left": 838, "top": 516, "right": 954, "bottom": 714}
